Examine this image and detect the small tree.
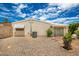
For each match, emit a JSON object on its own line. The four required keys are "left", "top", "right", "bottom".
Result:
{"left": 63, "top": 23, "right": 79, "bottom": 50}
{"left": 68, "top": 23, "right": 79, "bottom": 34}
{"left": 68, "top": 23, "right": 78, "bottom": 34}
{"left": 63, "top": 32, "right": 72, "bottom": 50}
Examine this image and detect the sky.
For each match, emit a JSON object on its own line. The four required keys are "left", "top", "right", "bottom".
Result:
{"left": 0, "top": 3, "right": 79, "bottom": 25}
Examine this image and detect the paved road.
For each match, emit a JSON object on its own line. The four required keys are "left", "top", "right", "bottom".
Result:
{"left": 0, "top": 37, "right": 79, "bottom": 56}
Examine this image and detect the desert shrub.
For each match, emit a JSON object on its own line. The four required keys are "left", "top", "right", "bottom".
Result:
{"left": 46, "top": 28, "right": 53, "bottom": 37}
{"left": 68, "top": 23, "right": 78, "bottom": 34}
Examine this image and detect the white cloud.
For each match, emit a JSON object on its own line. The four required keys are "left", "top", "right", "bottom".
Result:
{"left": 34, "top": 9, "right": 45, "bottom": 15}
{"left": 48, "top": 13, "right": 58, "bottom": 18}
{"left": 34, "top": 10, "right": 39, "bottom": 14}
{"left": 15, "top": 4, "right": 27, "bottom": 18}
{"left": 20, "top": 3, "right": 78, "bottom": 25}
{"left": 39, "top": 16, "right": 46, "bottom": 21}
{"left": 32, "top": 3, "right": 71, "bottom": 20}
{"left": 18, "top": 13, "right": 26, "bottom": 18}
{"left": 38, "top": 9, "right": 43, "bottom": 12}
{"left": 32, "top": 6, "right": 59, "bottom": 20}
{"left": 51, "top": 16, "right": 79, "bottom": 25}
{"left": 48, "top": 3, "right": 78, "bottom": 11}
{"left": 47, "top": 8, "right": 52, "bottom": 12}
{"left": 32, "top": 15, "right": 36, "bottom": 18}
{"left": 30, "top": 3, "right": 78, "bottom": 23}
{"left": 64, "top": 21, "right": 71, "bottom": 24}
{"left": 52, "top": 18, "right": 67, "bottom": 23}
{"left": 58, "top": 3, "right": 77, "bottom": 11}
{"left": 46, "top": 6, "right": 58, "bottom": 13}
{"left": 0, "top": 12, "right": 15, "bottom": 17}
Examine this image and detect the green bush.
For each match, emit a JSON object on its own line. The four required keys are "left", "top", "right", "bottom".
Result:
{"left": 64, "top": 32, "right": 72, "bottom": 42}
{"left": 46, "top": 28, "right": 53, "bottom": 37}
{"left": 68, "top": 23, "right": 78, "bottom": 34}
{"left": 75, "top": 30, "right": 79, "bottom": 38}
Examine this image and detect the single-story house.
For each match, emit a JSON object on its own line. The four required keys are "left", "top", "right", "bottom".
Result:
{"left": 12, "top": 19, "right": 68, "bottom": 37}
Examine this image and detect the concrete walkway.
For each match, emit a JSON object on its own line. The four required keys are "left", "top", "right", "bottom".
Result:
{"left": 0, "top": 37, "right": 79, "bottom": 56}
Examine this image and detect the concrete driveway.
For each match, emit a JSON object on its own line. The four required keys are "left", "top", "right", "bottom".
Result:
{"left": 0, "top": 36, "right": 79, "bottom": 56}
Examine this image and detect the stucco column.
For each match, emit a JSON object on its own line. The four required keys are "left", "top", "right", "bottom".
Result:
{"left": 12, "top": 24, "right": 15, "bottom": 37}
{"left": 64, "top": 28, "right": 66, "bottom": 36}
{"left": 64, "top": 26, "right": 68, "bottom": 36}
{"left": 24, "top": 25, "right": 27, "bottom": 37}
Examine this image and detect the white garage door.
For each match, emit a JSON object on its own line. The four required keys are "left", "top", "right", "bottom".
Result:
{"left": 14, "top": 24, "right": 25, "bottom": 37}
{"left": 15, "top": 28, "right": 25, "bottom": 37}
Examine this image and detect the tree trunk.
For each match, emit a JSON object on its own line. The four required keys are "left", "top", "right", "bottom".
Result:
{"left": 63, "top": 39, "right": 72, "bottom": 50}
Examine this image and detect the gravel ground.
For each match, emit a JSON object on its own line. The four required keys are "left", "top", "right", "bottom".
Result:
{"left": 0, "top": 36, "right": 79, "bottom": 56}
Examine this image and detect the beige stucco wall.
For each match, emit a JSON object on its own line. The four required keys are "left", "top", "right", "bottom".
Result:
{"left": 12, "top": 20, "right": 53, "bottom": 37}
{"left": 12, "top": 19, "right": 68, "bottom": 37}
{"left": 25, "top": 20, "right": 52, "bottom": 36}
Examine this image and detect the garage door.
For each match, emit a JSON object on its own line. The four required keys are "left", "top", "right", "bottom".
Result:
{"left": 15, "top": 28, "right": 25, "bottom": 37}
